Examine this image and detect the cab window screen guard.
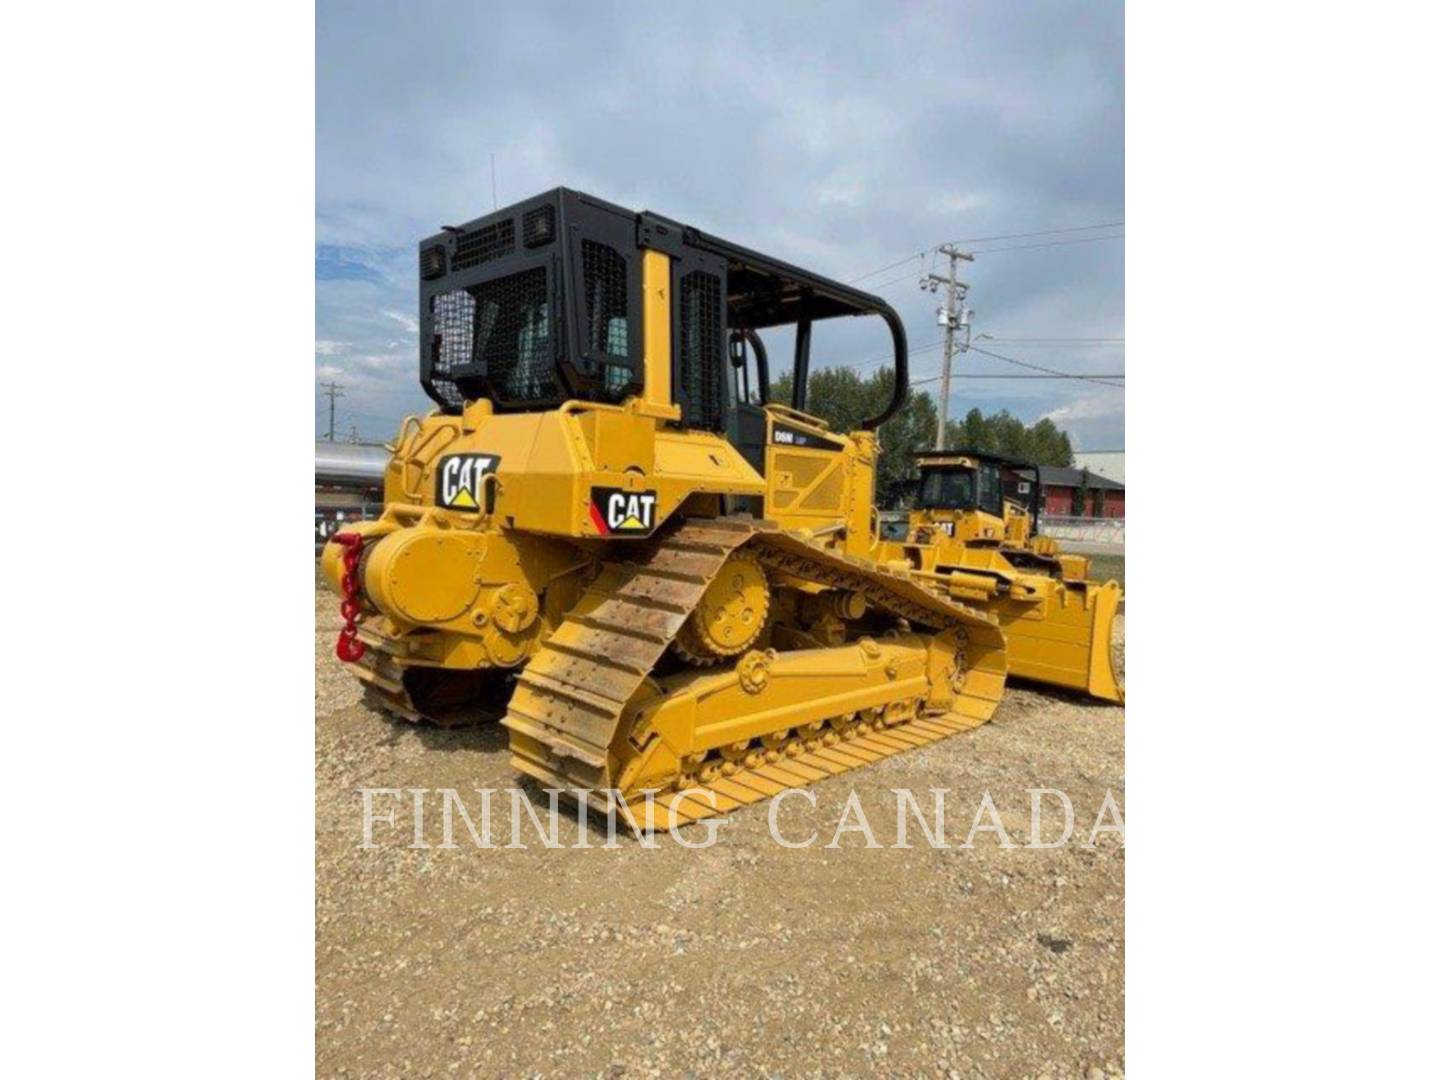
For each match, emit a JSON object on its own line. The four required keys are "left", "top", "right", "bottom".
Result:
{"left": 577, "top": 238, "right": 637, "bottom": 403}
{"left": 676, "top": 267, "right": 725, "bottom": 431}
{"left": 428, "top": 268, "right": 560, "bottom": 408}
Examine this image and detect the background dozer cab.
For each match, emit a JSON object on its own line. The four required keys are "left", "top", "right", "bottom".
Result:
{"left": 908, "top": 448, "right": 1091, "bottom": 582}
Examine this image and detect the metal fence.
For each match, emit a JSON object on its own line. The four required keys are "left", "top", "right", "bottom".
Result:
{"left": 1039, "top": 515, "right": 1126, "bottom": 546}
{"left": 880, "top": 510, "right": 1123, "bottom": 546}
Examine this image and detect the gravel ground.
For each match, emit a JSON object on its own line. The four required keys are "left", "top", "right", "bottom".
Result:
{"left": 317, "top": 585, "right": 1125, "bottom": 1078}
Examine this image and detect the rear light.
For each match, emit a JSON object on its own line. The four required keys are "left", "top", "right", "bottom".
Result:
{"left": 420, "top": 244, "right": 447, "bottom": 280}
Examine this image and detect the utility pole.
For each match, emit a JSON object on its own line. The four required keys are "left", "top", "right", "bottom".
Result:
{"left": 319, "top": 381, "right": 345, "bottom": 441}
{"left": 922, "top": 244, "right": 974, "bottom": 449}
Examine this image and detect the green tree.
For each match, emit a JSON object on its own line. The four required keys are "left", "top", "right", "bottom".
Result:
{"left": 991, "top": 410, "right": 1030, "bottom": 459}
{"left": 1026, "top": 417, "right": 1074, "bottom": 468}
{"left": 953, "top": 407, "right": 996, "bottom": 453}
{"left": 943, "top": 407, "right": 1074, "bottom": 466}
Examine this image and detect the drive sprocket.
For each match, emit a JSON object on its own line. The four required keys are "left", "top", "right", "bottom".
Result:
{"left": 672, "top": 547, "right": 771, "bottom": 665}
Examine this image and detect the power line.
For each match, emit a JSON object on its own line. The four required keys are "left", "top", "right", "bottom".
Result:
{"left": 968, "top": 234, "right": 1123, "bottom": 255}
{"left": 913, "top": 372, "right": 1124, "bottom": 384}
{"left": 846, "top": 220, "right": 1124, "bottom": 286}
{"left": 827, "top": 339, "right": 945, "bottom": 376}
{"left": 862, "top": 270, "right": 931, "bottom": 293}
{"left": 966, "top": 343, "right": 1126, "bottom": 387}
{"left": 833, "top": 337, "right": 1126, "bottom": 388}
{"left": 847, "top": 250, "right": 928, "bottom": 285}
{"left": 843, "top": 339, "right": 997, "bottom": 379}
{"left": 864, "top": 234, "right": 1123, "bottom": 296}
{"left": 851, "top": 339, "right": 1123, "bottom": 371}
{"left": 823, "top": 351, "right": 1124, "bottom": 387}
{"left": 950, "top": 221, "right": 1123, "bottom": 245}
{"left": 842, "top": 331, "right": 1125, "bottom": 377}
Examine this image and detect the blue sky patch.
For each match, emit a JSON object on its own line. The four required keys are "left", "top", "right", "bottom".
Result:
{"left": 316, "top": 245, "right": 387, "bottom": 284}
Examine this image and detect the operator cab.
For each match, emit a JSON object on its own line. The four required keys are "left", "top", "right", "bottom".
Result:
{"left": 416, "top": 188, "right": 908, "bottom": 476}
{"left": 910, "top": 448, "right": 1042, "bottom": 544}
{"left": 917, "top": 455, "right": 1004, "bottom": 517}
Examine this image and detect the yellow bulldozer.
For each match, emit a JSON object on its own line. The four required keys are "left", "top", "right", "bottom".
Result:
{"left": 321, "top": 188, "right": 1118, "bottom": 830}
{"left": 906, "top": 450, "right": 1089, "bottom": 580}
{"left": 880, "top": 449, "right": 1124, "bottom": 703}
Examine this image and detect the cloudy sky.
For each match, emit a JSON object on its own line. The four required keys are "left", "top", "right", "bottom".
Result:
{"left": 317, "top": 1, "right": 1123, "bottom": 449}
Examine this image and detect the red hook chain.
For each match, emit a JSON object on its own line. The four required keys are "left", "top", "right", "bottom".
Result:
{"left": 331, "top": 532, "right": 367, "bottom": 663}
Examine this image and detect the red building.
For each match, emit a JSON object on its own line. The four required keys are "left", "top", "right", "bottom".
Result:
{"left": 1006, "top": 465, "right": 1125, "bottom": 519}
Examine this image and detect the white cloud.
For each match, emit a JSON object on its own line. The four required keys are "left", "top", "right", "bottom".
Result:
{"left": 929, "top": 191, "right": 987, "bottom": 215}
{"left": 382, "top": 310, "right": 418, "bottom": 334}
{"left": 315, "top": 340, "right": 345, "bottom": 356}
{"left": 1041, "top": 393, "right": 1124, "bottom": 425}
{"left": 815, "top": 165, "right": 870, "bottom": 208}
{"left": 357, "top": 352, "right": 409, "bottom": 370}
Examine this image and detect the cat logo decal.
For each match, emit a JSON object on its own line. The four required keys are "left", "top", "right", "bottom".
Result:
{"left": 589, "top": 487, "right": 659, "bottom": 535}
{"left": 436, "top": 454, "right": 500, "bottom": 512}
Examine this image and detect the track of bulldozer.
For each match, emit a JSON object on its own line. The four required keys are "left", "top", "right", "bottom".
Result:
{"left": 352, "top": 634, "right": 510, "bottom": 727}
{"left": 502, "top": 516, "right": 1006, "bottom": 831}
{"left": 351, "top": 643, "right": 424, "bottom": 722}
{"left": 501, "top": 518, "right": 755, "bottom": 793}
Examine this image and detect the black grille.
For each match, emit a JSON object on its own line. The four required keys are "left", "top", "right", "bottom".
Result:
{"left": 430, "top": 268, "right": 557, "bottom": 404}
{"left": 451, "top": 218, "right": 515, "bottom": 271}
{"left": 523, "top": 205, "right": 555, "bottom": 248}
{"left": 419, "top": 244, "right": 447, "bottom": 281}
{"left": 580, "top": 240, "right": 629, "bottom": 357}
{"left": 678, "top": 270, "right": 724, "bottom": 431}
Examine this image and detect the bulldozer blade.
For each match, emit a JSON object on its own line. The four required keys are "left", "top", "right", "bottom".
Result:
{"left": 999, "top": 579, "right": 1124, "bottom": 704}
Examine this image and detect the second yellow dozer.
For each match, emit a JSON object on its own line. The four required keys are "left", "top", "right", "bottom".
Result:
{"left": 879, "top": 449, "right": 1124, "bottom": 703}
{"left": 321, "top": 189, "right": 1098, "bottom": 829}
